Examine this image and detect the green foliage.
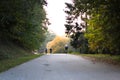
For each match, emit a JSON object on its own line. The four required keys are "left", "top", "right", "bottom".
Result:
{"left": 64, "top": 2, "right": 88, "bottom": 53}
{"left": 39, "top": 31, "right": 56, "bottom": 53}
{"left": 0, "top": 40, "right": 31, "bottom": 60}
{"left": 85, "top": 15, "right": 105, "bottom": 53}
{"left": 84, "top": 0, "right": 120, "bottom": 54}
{"left": 0, "top": 0, "right": 47, "bottom": 50}
{"left": 70, "top": 32, "right": 88, "bottom": 53}
{"left": 0, "top": 39, "right": 43, "bottom": 72}
{"left": 65, "top": 0, "right": 120, "bottom": 54}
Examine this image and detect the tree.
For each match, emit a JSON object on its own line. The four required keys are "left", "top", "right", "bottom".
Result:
{"left": 47, "top": 36, "right": 70, "bottom": 53}
{"left": 64, "top": 2, "right": 88, "bottom": 53}
{"left": 0, "top": 0, "right": 48, "bottom": 51}
{"left": 64, "top": 0, "right": 120, "bottom": 54}
{"left": 39, "top": 31, "right": 56, "bottom": 53}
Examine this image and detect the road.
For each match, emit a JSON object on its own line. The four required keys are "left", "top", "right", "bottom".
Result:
{"left": 0, "top": 54, "right": 120, "bottom": 80}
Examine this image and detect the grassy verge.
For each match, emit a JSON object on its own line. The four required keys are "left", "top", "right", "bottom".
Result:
{"left": 0, "top": 54, "right": 43, "bottom": 73}
{"left": 0, "top": 40, "right": 44, "bottom": 73}
{"left": 71, "top": 52, "right": 120, "bottom": 66}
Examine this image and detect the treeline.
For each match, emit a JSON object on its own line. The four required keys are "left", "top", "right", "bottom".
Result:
{"left": 65, "top": 0, "right": 120, "bottom": 54}
{"left": 0, "top": 0, "right": 47, "bottom": 51}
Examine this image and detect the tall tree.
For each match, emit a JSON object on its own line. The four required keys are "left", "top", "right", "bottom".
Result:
{"left": 64, "top": 2, "right": 88, "bottom": 53}
{"left": 64, "top": 0, "right": 120, "bottom": 54}
{"left": 0, "top": 0, "right": 48, "bottom": 51}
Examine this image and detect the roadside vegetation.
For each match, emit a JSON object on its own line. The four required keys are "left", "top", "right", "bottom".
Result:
{"left": 64, "top": 0, "right": 120, "bottom": 54}
{"left": 0, "top": 54, "right": 42, "bottom": 73}
{"left": 0, "top": 0, "right": 47, "bottom": 73}
{"left": 0, "top": 40, "right": 43, "bottom": 73}
{"left": 47, "top": 36, "right": 70, "bottom": 53}
{"left": 71, "top": 52, "right": 120, "bottom": 66}
{"left": 64, "top": 0, "right": 120, "bottom": 65}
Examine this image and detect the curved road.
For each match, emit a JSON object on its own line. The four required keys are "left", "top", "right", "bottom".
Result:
{"left": 0, "top": 54, "right": 120, "bottom": 80}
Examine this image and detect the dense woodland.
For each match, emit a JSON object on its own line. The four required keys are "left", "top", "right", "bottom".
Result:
{"left": 0, "top": 0, "right": 47, "bottom": 51}
{"left": 0, "top": 0, "right": 120, "bottom": 57}
{"left": 65, "top": 0, "right": 120, "bottom": 54}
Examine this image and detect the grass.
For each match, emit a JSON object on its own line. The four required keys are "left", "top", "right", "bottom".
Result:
{"left": 0, "top": 40, "right": 44, "bottom": 73}
{"left": 0, "top": 54, "right": 43, "bottom": 73}
{"left": 0, "top": 40, "right": 31, "bottom": 60}
{"left": 71, "top": 52, "right": 120, "bottom": 66}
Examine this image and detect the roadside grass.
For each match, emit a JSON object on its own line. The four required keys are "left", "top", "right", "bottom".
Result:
{"left": 71, "top": 52, "right": 120, "bottom": 65}
{"left": 0, "top": 40, "right": 44, "bottom": 73}
{"left": 0, "top": 54, "right": 43, "bottom": 73}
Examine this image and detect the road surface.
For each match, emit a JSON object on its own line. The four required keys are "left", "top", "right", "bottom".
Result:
{"left": 0, "top": 54, "right": 120, "bottom": 80}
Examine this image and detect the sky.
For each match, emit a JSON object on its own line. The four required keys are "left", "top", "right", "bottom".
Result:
{"left": 44, "top": 0, "right": 72, "bottom": 36}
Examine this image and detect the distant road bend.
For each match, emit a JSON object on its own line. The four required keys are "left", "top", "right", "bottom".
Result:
{"left": 0, "top": 54, "right": 120, "bottom": 80}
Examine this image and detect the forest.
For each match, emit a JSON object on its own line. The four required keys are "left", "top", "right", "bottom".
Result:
{"left": 0, "top": 0, "right": 48, "bottom": 60}
{"left": 64, "top": 0, "right": 120, "bottom": 55}
{"left": 0, "top": 0, "right": 47, "bottom": 50}
{"left": 0, "top": 0, "right": 120, "bottom": 61}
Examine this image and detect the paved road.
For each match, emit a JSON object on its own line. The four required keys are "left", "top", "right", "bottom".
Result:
{"left": 0, "top": 54, "right": 120, "bottom": 80}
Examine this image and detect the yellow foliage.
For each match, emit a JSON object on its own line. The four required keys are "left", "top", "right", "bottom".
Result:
{"left": 47, "top": 36, "right": 70, "bottom": 53}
